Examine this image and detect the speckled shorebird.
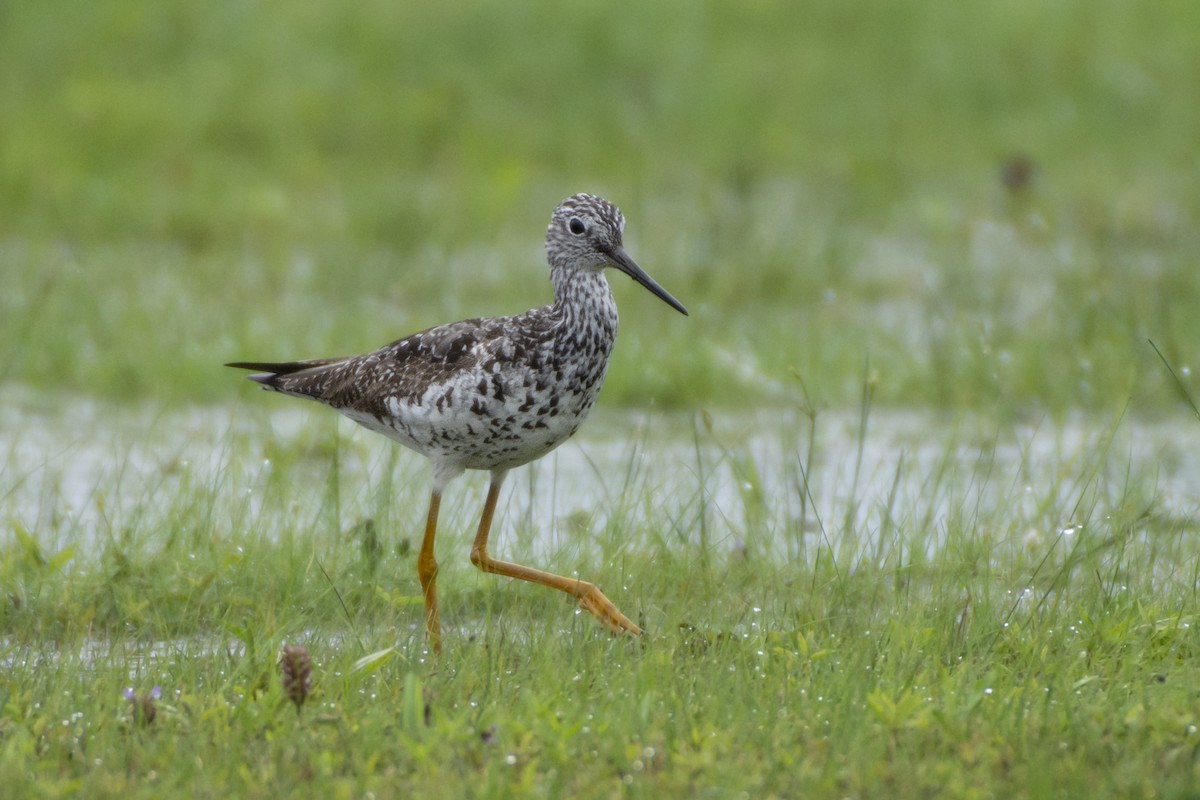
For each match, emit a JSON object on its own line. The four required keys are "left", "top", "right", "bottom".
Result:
{"left": 228, "top": 193, "right": 687, "bottom": 653}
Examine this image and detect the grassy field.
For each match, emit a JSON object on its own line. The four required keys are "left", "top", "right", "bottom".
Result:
{"left": 4, "top": 0, "right": 1200, "bottom": 797}
{"left": 4, "top": 396, "right": 1200, "bottom": 798}
{"left": 3, "top": 0, "right": 1200, "bottom": 411}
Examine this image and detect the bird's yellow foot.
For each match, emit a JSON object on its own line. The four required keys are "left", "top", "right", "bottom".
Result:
{"left": 574, "top": 581, "right": 642, "bottom": 636}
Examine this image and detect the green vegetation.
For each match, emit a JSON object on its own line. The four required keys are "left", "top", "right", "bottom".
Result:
{"left": 3, "top": 0, "right": 1200, "bottom": 797}
{"left": 4, "top": 400, "right": 1200, "bottom": 797}
{"left": 2, "top": 0, "right": 1199, "bottom": 411}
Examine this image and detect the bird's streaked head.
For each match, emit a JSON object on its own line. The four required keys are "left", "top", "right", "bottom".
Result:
{"left": 546, "top": 193, "right": 687, "bottom": 316}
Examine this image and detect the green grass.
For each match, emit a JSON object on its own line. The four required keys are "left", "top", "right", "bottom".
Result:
{"left": 3, "top": 395, "right": 1200, "bottom": 797}
{"left": 4, "top": 0, "right": 1200, "bottom": 796}
{"left": 2, "top": 0, "right": 1200, "bottom": 412}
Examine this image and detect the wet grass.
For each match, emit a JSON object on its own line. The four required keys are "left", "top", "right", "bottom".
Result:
{"left": 3, "top": 395, "right": 1200, "bottom": 797}
{"left": 4, "top": 0, "right": 1200, "bottom": 796}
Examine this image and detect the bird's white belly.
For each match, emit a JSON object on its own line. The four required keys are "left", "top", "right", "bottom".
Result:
{"left": 342, "top": 364, "right": 603, "bottom": 473}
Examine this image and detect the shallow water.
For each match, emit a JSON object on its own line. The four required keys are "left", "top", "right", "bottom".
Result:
{"left": 4, "top": 385, "right": 1199, "bottom": 568}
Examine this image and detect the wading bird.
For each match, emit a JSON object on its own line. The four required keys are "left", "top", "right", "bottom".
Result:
{"left": 228, "top": 193, "right": 687, "bottom": 652}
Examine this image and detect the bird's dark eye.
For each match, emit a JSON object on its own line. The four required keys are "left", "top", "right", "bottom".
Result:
{"left": 568, "top": 217, "right": 586, "bottom": 236}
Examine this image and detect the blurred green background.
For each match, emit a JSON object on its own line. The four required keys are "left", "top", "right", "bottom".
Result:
{"left": 2, "top": 0, "right": 1199, "bottom": 411}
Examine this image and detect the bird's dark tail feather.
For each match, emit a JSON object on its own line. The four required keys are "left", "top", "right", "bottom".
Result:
{"left": 225, "top": 359, "right": 342, "bottom": 389}
{"left": 225, "top": 360, "right": 327, "bottom": 375}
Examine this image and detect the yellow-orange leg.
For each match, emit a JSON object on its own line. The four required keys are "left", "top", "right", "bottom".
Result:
{"left": 469, "top": 479, "right": 642, "bottom": 636}
{"left": 417, "top": 490, "right": 442, "bottom": 654}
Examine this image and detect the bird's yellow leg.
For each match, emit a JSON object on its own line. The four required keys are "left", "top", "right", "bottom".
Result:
{"left": 417, "top": 490, "right": 443, "bottom": 654}
{"left": 469, "top": 480, "right": 642, "bottom": 636}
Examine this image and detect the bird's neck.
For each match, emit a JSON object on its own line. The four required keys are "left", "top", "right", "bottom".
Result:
{"left": 550, "top": 267, "right": 619, "bottom": 336}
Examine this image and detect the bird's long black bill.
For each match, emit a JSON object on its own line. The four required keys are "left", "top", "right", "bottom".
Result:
{"left": 608, "top": 248, "right": 689, "bottom": 316}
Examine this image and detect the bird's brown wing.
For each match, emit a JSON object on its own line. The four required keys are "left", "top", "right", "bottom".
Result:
{"left": 226, "top": 311, "right": 556, "bottom": 417}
